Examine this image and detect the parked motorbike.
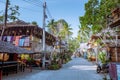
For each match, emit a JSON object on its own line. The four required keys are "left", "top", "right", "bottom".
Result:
{"left": 96, "top": 62, "right": 109, "bottom": 73}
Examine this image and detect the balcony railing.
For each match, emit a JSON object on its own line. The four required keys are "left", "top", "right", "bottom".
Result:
{"left": 107, "top": 8, "right": 120, "bottom": 27}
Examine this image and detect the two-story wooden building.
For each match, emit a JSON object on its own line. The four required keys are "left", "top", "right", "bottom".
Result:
{"left": 107, "top": 7, "right": 120, "bottom": 62}
{"left": 0, "top": 20, "right": 56, "bottom": 62}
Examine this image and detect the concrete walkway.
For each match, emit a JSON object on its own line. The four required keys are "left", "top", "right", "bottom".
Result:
{"left": 3, "top": 58, "right": 103, "bottom": 80}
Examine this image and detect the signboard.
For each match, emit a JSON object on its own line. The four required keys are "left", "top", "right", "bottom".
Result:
{"left": 109, "top": 63, "right": 117, "bottom": 80}
{"left": 117, "top": 64, "right": 120, "bottom": 80}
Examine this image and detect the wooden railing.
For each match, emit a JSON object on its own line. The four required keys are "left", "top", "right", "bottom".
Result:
{"left": 107, "top": 8, "right": 120, "bottom": 27}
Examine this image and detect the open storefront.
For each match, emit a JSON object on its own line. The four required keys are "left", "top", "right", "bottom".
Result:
{"left": 0, "top": 41, "right": 34, "bottom": 80}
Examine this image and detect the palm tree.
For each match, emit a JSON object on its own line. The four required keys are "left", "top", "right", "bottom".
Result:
{"left": 57, "top": 19, "right": 73, "bottom": 40}
{"left": 47, "top": 19, "right": 57, "bottom": 36}
{"left": 59, "top": 25, "right": 73, "bottom": 40}
{"left": 47, "top": 19, "right": 73, "bottom": 41}
{"left": 78, "top": 25, "right": 91, "bottom": 43}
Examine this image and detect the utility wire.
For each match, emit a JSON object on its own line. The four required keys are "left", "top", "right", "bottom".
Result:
{"left": 23, "top": 0, "right": 43, "bottom": 8}
{"left": 46, "top": 6, "right": 53, "bottom": 19}
{"left": 1, "top": 0, "right": 53, "bottom": 19}
{"left": 23, "top": 0, "right": 53, "bottom": 19}
{"left": 20, "top": 6, "right": 41, "bottom": 13}
{"left": 1, "top": 0, "right": 54, "bottom": 24}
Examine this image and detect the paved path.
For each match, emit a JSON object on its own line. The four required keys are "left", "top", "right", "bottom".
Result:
{"left": 3, "top": 58, "right": 103, "bottom": 80}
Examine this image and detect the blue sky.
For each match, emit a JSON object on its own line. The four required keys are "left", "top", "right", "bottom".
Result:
{"left": 0, "top": 0, "right": 88, "bottom": 37}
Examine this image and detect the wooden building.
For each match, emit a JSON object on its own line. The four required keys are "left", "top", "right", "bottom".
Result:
{"left": 0, "top": 20, "right": 56, "bottom": 53}
{"left": 107, "top": 7, "right": 120, "bottom": 62}
{"left": 0, "top": 20, "right": 56, "bottom": 68}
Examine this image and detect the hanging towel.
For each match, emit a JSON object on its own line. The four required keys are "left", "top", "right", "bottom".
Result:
{"left": 3, "top": 36, "right": 7, "bottom": 41}
{"left": 7, "top": 36, "right": 11, "bottom": 42}
{"left": 14, "top": 36, "right": 21, "bottom": 46}
{"left": 19, "top": 39, "right": 25, "bottom": 46}
{"left": 24, "top": 37, "right": 30, "bottom": 46}
{"left": 10, "top": 36, "right": 14, "bottom": 43}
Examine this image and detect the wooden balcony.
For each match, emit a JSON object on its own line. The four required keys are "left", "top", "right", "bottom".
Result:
{"left": 107, "top": 8, "right": 120, "bottom": 28}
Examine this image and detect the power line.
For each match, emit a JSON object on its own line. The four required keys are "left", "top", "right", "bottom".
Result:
{"left": 20, "top": 6, "right": 41, "bottom": 13}
{"left": 1, "top": 0, "right": 54, "bottom": 25}
{"left": 23, "top": 0, "right": 43, "bottom": 8}
{"left": 23, "top": 0, "right": 53, "bottom": 20}
{"left": 1, "top": 0, "right": 53, "bottom": 20}
{"left": 27, "top": 0, "right": 43, "bottom": 5}
{"left": 46, "top": 6, "right": 53, "bottom": 19}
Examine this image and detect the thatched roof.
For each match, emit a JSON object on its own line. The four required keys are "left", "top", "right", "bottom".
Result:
{"left": 0, "top": 20, "right": 35, "bottom": 29}
{"left": 0, "top": 41, "right": 34, "bottom": 54}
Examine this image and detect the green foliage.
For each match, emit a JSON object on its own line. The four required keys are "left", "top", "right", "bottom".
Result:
{"left": 57, "top": 19, "right": 73, "bottom": 40}
{"left": 48, "top": 64, "right": 60, "bottom": 70}
{"left": 49, "top": 55, "right": 61, "bottom": 70}
{"left": 68, "top": 38, "right": 79, "bottom": 53}
{"left": 47, "top": 19, "right": 73, "bottom": 40}
{"left": 98, "top": 51, "right": 106, "bottom": 64}
{"left": 0, "top": 0, "right": 20, "bottom": 23}
{"left": 0, "top": 16, "right": 3, "bottom": 23}
{"left": 27, "top": 57, "right": 34, "bottom": 62}
{"left": 64, "top": 54, "right": 71, "bottom": 63}
{"left": 8, "top": 4, "right": 20, "bottom": 21}
{"left": 31, "top": 21, "right": 38, "bottom": 26}
{"left": 47, "top": 19, "right": 58, "bottom": 35}
{"left": 77, "top": 23, "right": 91, "bottom": 43}
{"left": 78, "top": 0, "right": 120, "bottom": 41}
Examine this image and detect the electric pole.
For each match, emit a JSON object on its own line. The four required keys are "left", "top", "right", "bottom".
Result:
{"left": 42, "top": 1, "right": 47, "bottom": 69}
{"left": 0, "top": 0, "right": 9, "bottom": 41}
{"left": 0, "top": 0, "right": 9, "bottom": 80}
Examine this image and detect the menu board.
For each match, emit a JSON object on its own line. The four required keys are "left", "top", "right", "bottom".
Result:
{"left": 117, "top": 64, "right": 120, "bottom": 80}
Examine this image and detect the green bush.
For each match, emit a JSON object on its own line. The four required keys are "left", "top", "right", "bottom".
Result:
{"left": 98, "top": 51, "right": 106, "bottom": 64}
{"left": 48, "top": 64, "right": 60, "bottom": 70}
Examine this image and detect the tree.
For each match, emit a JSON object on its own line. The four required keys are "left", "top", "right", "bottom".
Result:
{"left": 79, "top": 0, "right": 120, "bottom": 41}
{"left": 47, "top": 19, "right": 57, "bottom": 36}
{"left": 31, "top": 21, "right": 38, "bottom": 26}
{"left": 57, "top": 19, "right": 73, "bottom": 40}
{"left": 58, "top": 24, "right": 73, "bottom": 40}
{"left": 77, "top": 23, "right": 91, "bottom": 43}
{"left": 68, "top": 38, "right": 79, "bottom": 53}
{"left": 47, "top": 19, "right": 73, "bottom": 40}
{"left": 0, "top": 0, "right": 20, "bottom": 23}
{"left": 8, "top": 0, "right": 20, "bottom": 21}
{"left": 0, "top": 16, "right": 4, "bottom": 23}
{"left": 8, "top": 5, "right": 20, "bottom": 21}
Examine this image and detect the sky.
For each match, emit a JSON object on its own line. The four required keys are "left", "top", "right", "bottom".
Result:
{"left": 0, "top": 0, "right": 88, "bottom": 38}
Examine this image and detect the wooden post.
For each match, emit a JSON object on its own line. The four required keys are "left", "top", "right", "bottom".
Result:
{"left": 115, "top": 35, "right": 118, "bottom": 62}
{"left": 0, "top": 71, "right": 2, "bottom": 80}
{"left": 0, "top": 0, "right": 9, "bottom": 41}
